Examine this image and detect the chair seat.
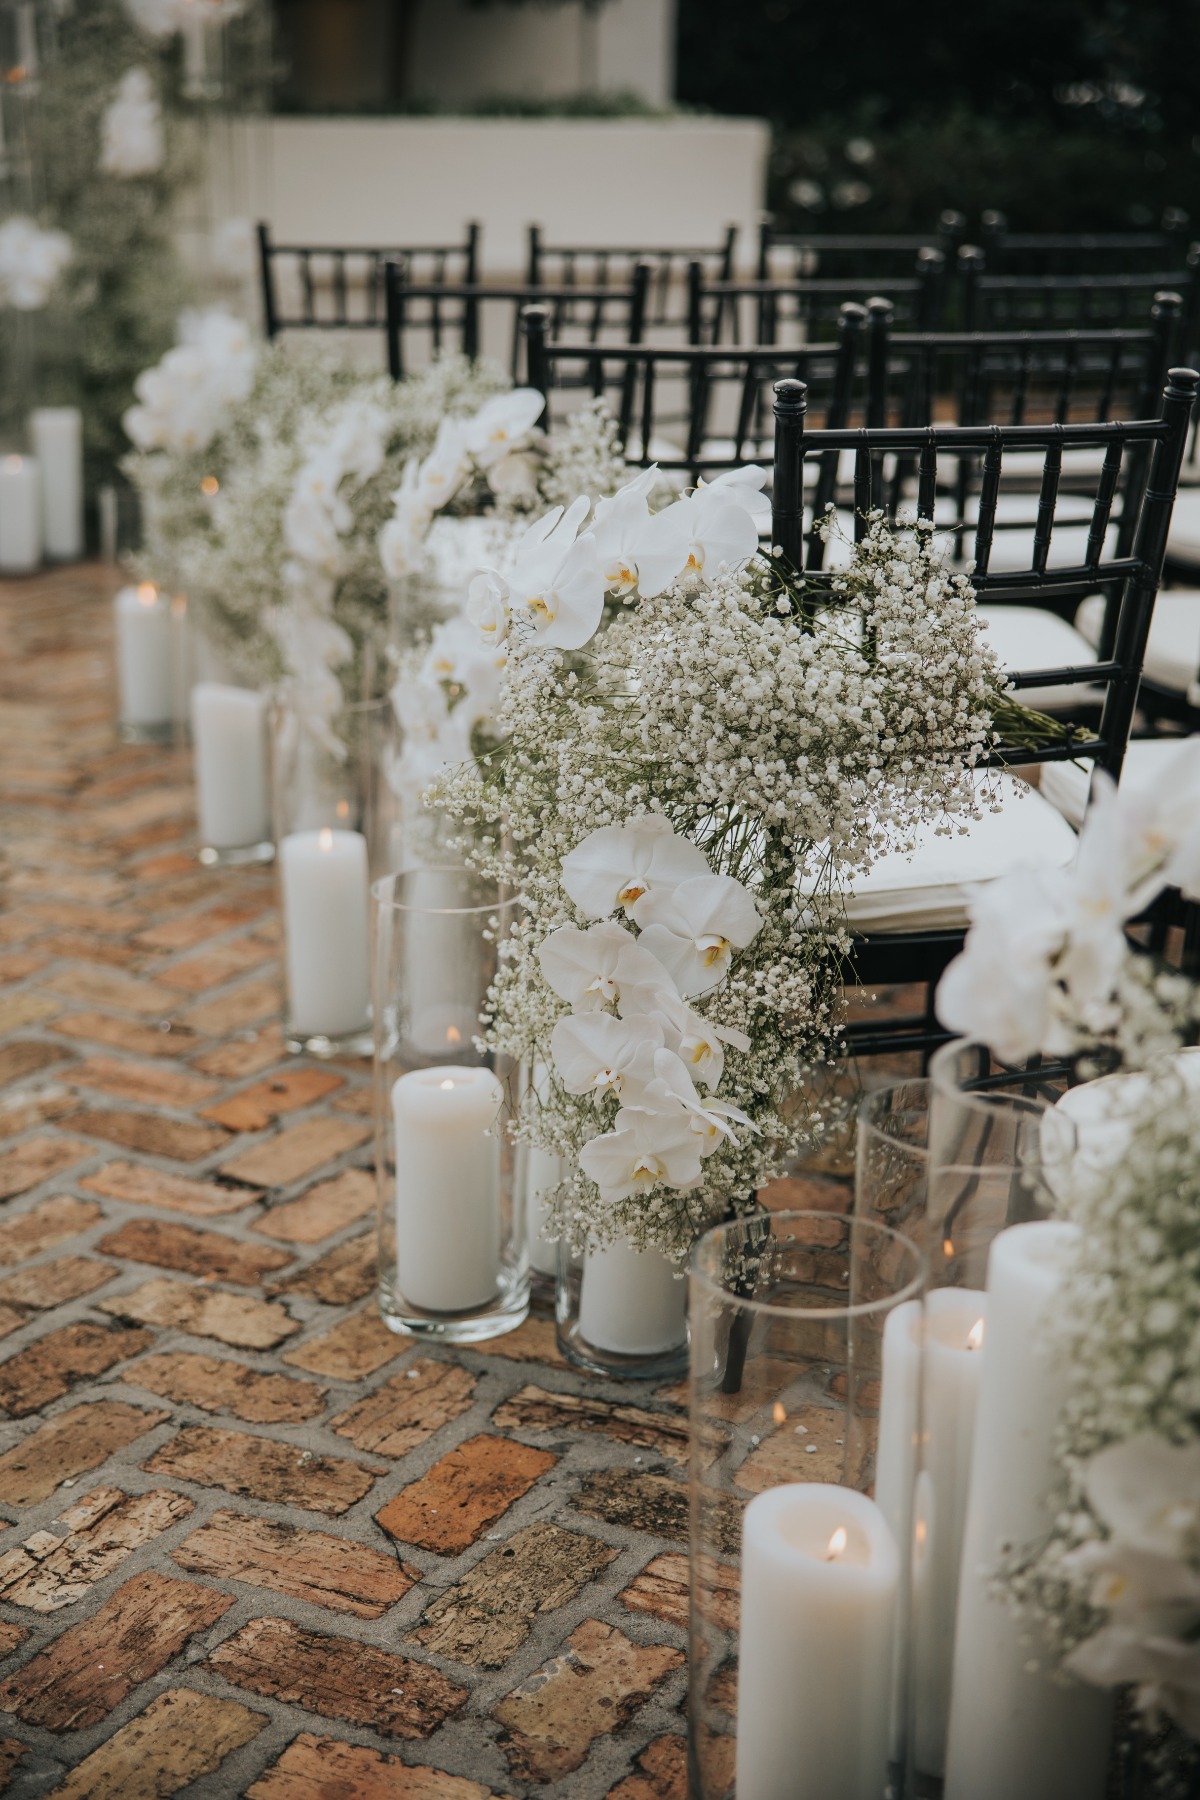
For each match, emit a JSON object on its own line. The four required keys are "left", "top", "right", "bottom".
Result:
{"left": 1167, "top": 488, "right": 1200, "bottom": 564}
{"left": 837, "top": 773, "right": 1078, "bottom": 933}
{"left": 976, "top": 606, "right": 1101, "bottom": 711}
{"left": 1076, "top": 590, "right": 1200, "bottom": 698}
{"left": 1040, "top": 734, "right": 1199, "bottom": 828}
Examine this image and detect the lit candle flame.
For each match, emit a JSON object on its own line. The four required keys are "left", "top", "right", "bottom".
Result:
{"left": 136, "top": 582, "right": 158, "bottom": 607}
{"left": 439, "top": 1078, "right": 455, "bottom": 1091}
{"left": 942, "top": 1236, "right": 954, "bottom": 1259}
{"left": 446, "top": 1025, "right": 462, "bottom": 1045}
{"left": 825, "top": 1526, "right": 848, "bottom": 1562}
{"left": 3, "top": 453, "right": 23, "bottom": 471}
{"left": 318, "top": 827, "right": 333, "bottom": 852}
{"left": 335, "top": 799, "right": 350, "bottom": 819}
{"left": 772, "top": 1401, "right": 786, "bottom": 1424}
{"left": 967, "top": 1317, "right": 984, "bottom": 1352}
{"left": 200, "top": 475, "right": 219, "bottom": 496}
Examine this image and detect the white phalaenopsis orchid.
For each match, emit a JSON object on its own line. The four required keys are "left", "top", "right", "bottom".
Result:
{"left": 462, "top": 388, "right": 543, "bottom": 471}
{"left": 0, "top": 215, "right": 71, "bottom": 312}
{"left": 1083, "top": 1434, "right": 1200, "bottom": 1563}
{"left": 623, "top": 1046, "right": 757, "bottom": 1154}
{"left": 579, "top": 1105, "right": 704, "bottom": 1205}
{"left": 636, "top": 873, "right": 763, "bottom": 996}
{"left": 537, "top": 920, "right": 677, "bottom": 1014}
{"left": 589, "top": 466, "right": 660, "bottom": 596}
{"left": 496, "top": 496, "right": 605, "bottom": 650}
{"left": 466, "top": 568, "right": 510, "bottom": 650}
{"left": 550, "top": 1011, "right": 665, "bottom": 1104}
{"left": 561, "top": 815, "right": 710, "bottom": 922}
{"left": 414, "top": 416, "right": 470, "bottom": 512}
{"left": 122, "top": 307, "right": 256, "bottom": 454}
{"left": 633, "top": 471, "right": 767, "bottom": 598}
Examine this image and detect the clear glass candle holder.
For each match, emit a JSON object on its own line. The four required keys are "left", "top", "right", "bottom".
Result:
{"left": 371, "top": 866, "right": 528, "bottom": 1343}
{"left": 556, "top": 1225, "right": 690, "bottom": 1381}
{"left": 271, "top": 689, "right": 397, "bottom": 1057}
{"left": 688, "top": 1209, "right": 926, "bottom": 1800}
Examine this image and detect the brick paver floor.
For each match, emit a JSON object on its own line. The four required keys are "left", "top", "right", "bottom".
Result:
{"left": 0, "top": 566, "right": 865, "bottom": 1797}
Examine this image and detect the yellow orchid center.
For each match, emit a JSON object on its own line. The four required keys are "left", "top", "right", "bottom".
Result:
{"left": 631, "top": 1156, "right": 664, "bottom": 1186}
{"left": 686, "top": 547, "right": 703, "bottom": 572}
{"left": 698, "top": 934, "right": 730, "bottom": 967}
{"left": 617, "top": 880, "right": 647, "bottom": 908}
{"left": 526, "top": 593, "right": 554, "bottom": 621}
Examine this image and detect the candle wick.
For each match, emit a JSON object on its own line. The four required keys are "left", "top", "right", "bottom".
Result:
{"left": 825, "top": 1526, "right": 848, "bottom": 1562}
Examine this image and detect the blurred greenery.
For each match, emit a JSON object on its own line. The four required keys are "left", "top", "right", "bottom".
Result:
{"left": 676, "top": 0, "right": 1200, "bottom": 233}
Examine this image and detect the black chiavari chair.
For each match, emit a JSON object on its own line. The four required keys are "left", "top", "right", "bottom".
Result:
{"left": 383, "top": 263, "right": 651, "bottom": 384}
{"left": 978, "top": 207, "right": 1191, "bottom": 277}
{"left": 522, "top": 301, "right": 870, "bottom": 494}
{"left": 256, "top": 221, "right": 481, "bottom": 338}
{"left": 767, "top": 366, "right": 1199, "bottom": 1060}
{"left": 757, "top": 210, "right": 965, "bottom": 283}
{"left": 525, "top": 225, "right": 737, "bottom": 331}
{"left": 959, "top": 243, "right": 1200, "bottom": 345}
{"left": 688, "top": 247, "right": 948, "bottom": 348}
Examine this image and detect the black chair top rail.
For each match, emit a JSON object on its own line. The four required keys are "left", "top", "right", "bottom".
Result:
{"left": 978, "top": 207, "right": 1191, "bottom": 274}
{"left": 257, "top": 221, "right": 481, "bottom": 337}
{"left": 688, "top": 248, "right": 947, "bottom": 346}
{"left": 384, "top": 264, "right": 651, "bottom": 383}
{"left": 522, "top": 301, "right": 870, "bottom": 489}
{"left": 769, "top": 368, "right": 1200, "bottom": 783}
{"left": 526, "top": 224, "right": 737, "bottom": 328}
{"left": 757, "top": 209, "right": 965, "bottom": 281}
{"left": 959, "top": 243, "right": 1200, "bottom": 339}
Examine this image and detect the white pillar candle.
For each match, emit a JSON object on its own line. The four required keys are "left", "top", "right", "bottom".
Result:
{"left": 736, "top": 1483, "right": 899, "bottom": 1800}
{"left": 0, "top": 454, "right": 41, "bottom": 573}
{"left": 191, "top": 682, "right": 270, "bottom": 851}
{"left": 578, "top": 1237, "right": 687, "bottom": 1356}
{"left": 278, "top": 827, "right": 370, "bottom": 1041}
{"left": 876, "top": 1289, "right": 987, "bottom": 1775}
{"left": 944, "top": 1222, "right": 1112, "bottom": 1800}
{"left": 402, "top": 868, "right": 485, "bottom": 1058}
{"left": 29, "top": 407, "right": 82, "bottom": 560}
{"left": 392, "top": 1064, "right": 503, "bottom": 1311}
{"left": 114, "top": 583, "right": 172, "bottom": 726}
{"left": 525, "top": 1145, "right": 563, "bottom": 1277}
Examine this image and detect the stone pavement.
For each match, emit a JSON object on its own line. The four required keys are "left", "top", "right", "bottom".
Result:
{"left": 0, "top": 565, "right": 856, "bottom": 1798}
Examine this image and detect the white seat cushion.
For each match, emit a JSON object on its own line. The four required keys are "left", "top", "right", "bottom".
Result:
{"left": 1168, "top": 489, "right": 1200, "bottom": 563}
{"left": 976, "top": 606, "right": 1100, "bottom": 711}
{"left": 1040, "top": 734, "right": 1200, "bottom": 828}
{"left": 1076, "top": 590, "right": 1200, "bottom": 698}
{"left": 840, "top": 773, "right": 1078, "bottom": 933}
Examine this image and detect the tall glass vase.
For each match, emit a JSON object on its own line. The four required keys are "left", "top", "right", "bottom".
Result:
{"left": 687, "top": 1209, "right": 926, "bottom": 1800}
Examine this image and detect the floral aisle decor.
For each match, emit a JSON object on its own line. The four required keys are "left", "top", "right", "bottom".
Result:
{"left": 125, "top": 347, "right": 508, "bottom": 705}
{"left": 934, "top": 742, "right": 1200, "bottom": 1789}
{"left": 432, "top": 503, "right": 1013, "bottom": 1267}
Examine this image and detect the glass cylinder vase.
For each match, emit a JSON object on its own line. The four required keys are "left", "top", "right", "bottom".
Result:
{"left": 371, "top": 865, "right": 528, "bottom": 1343}
{"left": 556, "top": 1225, "right": 691, "bottom": 1381}
{"left": 688, "top": 1209, "right": 926, "bottom": 1800}
{"left": 271, "top": 688, "right": 397, "bottom": 1057}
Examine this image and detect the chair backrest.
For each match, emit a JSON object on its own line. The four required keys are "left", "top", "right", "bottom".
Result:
{"left": 688, "top": 247, "right": 947, "bottom": 346}
{"left": 256, "top": 221, "right": 481, "bottom": 337}
{"left": 978, "top": 207, "right": 1191, "bottom": 276}
{"left": 769, "top": 367, "right": 1200, "bottom": 781}
{"left": 525, "top": 226, "right": 737, "bottom": 329}
{"left": 522, "top": 302, "right": 869, "bottom": 493}
{"left": 384, "top": 264, "right": 651, "bottom": 383}
{"left": 757, "top": 210, "right": 965, "bottom": 281}
{"left": 959, "top": 242, "right": 1200, "bottom": 346}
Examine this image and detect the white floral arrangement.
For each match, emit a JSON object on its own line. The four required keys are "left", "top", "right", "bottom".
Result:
{"left": 934, "top": 742, "right": 1200, "bottom": 1759}
{"left": 432, "top": 503, "right": 1008, "bottom": 1260}
{"left": 124, "top": 307, "right": 257, "bottom": 456}
{"left": 99, "top": 67, "right": 164, "bottom": 178}
{"left": 0, "top": 215, "right": 72, "bottom": 311}
{"left": 125, "top": 346, "right": 507, "bottom": 690}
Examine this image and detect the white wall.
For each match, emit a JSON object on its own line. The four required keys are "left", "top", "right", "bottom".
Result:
{"left": 407, "top": 0, "right": 676, "bottom": 110}
{"left": 259, "top": 114, "right": 769, "bottom": 276}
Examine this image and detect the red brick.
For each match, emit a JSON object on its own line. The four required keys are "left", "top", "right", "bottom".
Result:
{"left": 97, "top": 1218, "right": 289, "bottom": 1285}
{"left": 154, "top": 939, "right": 273, "bottom": 993}
{"left": 0, "top": 1135, "right": 94, "bottom": 1201}
{"left": 270, "top": 1231, "right": 373, "bottom": 1305}
{"left": 47, "top": 964, "right": 181, "bottom": 1017}
{"left": 191, "top": 1027, "right": 286, "bottom": 1079}
{"left": 221, "top": 1117, "right": 370, "bottom": 1190}
{"left": 128, "top": 1351, "right": 325, "bottom": 1423}
{"left": 209, "top": 1616, "right": 468, "bottom": 1740}
{"left": 0, "top": 1402, "right": 169, "bottom": 1505}
{"left": 0, "top": 1197, "right": 103, "bottom": 1267}
{"left": 247, "top": 1734, "right": 498, "bottom": 1800}
{"left": 0, "top": 1256, "right": 114, "bottom": 1311}
{"left": 48, "top": 1687, "right": 268, "bottom": 1800}
{"left": 202, "top": 1066, "right": 344, "bottom": 1131}
{"left": 0, "top": 1322, "right": 154, "bottom": 1416}
{"left": 66, "top": 1054, "right": 219, "bottom": 1109}
{"left": 143, "top": 1425, "right": 383, "bottom": 1515}
{"left": 375, "top": 1433, "right": 556, "bottom": 1556}
{"left": 0, "top": 1039, "right": 73, "bottom": 1085}
{"left": 491, "top": 1384, "right": 689, "bottom": 1461}
{"left": 173, "top": 1508, "right": 418, "bottom": 1617}
{"left": 99, "top": 1277, "right": 299, "bottom": 1350}
{"left": 59, "top": 1106, "right": 230, "bottom": 1163}
{"left": 50, "top": 1010, "right": 206, "bottom": 1058}
{"left": 0, "top": 1485, "right": 193, "bottom": 1611}
{"left": 282, "top": 1308, "right": 400, "bottom": 1380}
{"left": 253, "top": 1168, "right": 375, "bottom": 1243}
{"left": 180, "top": 978, "right": 280, "bottom": 1036}
{"left": 0, "top": 1570, "right": 234, "bottom": 1731}
{"left": 330, "top": 1359, "right": 476, "bottom": 1457}
{"left": 82, "top": 1158, "right": 260, "bottom": 1217}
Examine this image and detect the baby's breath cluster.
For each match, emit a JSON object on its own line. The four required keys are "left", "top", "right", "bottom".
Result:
{"left": 437, "top": 512, "right": 1004, "bottom": 1258}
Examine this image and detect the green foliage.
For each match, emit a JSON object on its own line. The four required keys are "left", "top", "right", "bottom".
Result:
{"left": 21, "top": 4, "right": 191, "bottom": 489}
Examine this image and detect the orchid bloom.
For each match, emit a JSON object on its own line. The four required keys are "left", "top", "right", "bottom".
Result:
{"left": 379, "top": 462, "right": 430, "bottom": 580}
{"left": 589, "top": 467, "right": 659, "bottom": 596}
{"left": 1067, "top": 1628, "right": 1200, "bottom": 1737}
{"left": 621, "top": 1047, "right": 757, "bottom": 1154}
{"left": 626, "top": 982, "right": 749, "bottom": 1090}
{"left": 700, "top": 464, "right": 773, "bottom": 532}
{"left": 635, "top": 873, "right": 763, "bottom": 997}
{"left": 935, "top": 866, "right": 1074, "bottom": 1062}
{"left": 1084, "top": 1434, "right": 1200, "bottom": 1562}
{"left": 463, "top": 388, "right": 543, "bottom": 471}
{"left": 466, "top": 568, "right": 511, "bottom": 651}
{"left": 634, "top": 475, "right": 766, "bottom": 598}
{"left": 537, "top": 920, "right": 678, "bottom": 1013}
{"left": 579, "top": 1106, "right": 704, "bottom": 1205}
{"left": 414, "top": 417, "right": 470, "bottom": 512}
{"left": 1113, "top": 739, "right": 1200, "bottom": 902}
{"left": 560, "top": 815, "right": 710, "bottom": 921}
{"left": 550, "top": 1011, "right": 664, "bottom": 1105}
{"left": 503, "top": 497, "right": 605, "bottom": 650}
